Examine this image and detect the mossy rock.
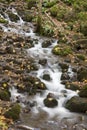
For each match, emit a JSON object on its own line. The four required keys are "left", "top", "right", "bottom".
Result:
{"left": 65, "top": 83, "right": 80, "bottom": 91}
{"left": 59, "top": 62, "right": 69, "bottom": 72}
{"left": 74, "top": 39, "right": 87, "bottom": 50}
{"left": 39, "top": 59, "right": 47, "bottom": 66}
{"left": 0, "top": 17, "right": 8, "bottom": 24}
{"left": 42, "top": 40, "right": 52, "bottom": 48}
{"left": 77, "top": 68, "right": 87, "bottom": 81}
{"left": 77, "top": 54, "right": 85, "bottom": 61}
{"left": 44, "top": 93, "right": 58, "bottom": 108}
{"left": 4, "top": 104, "right": 21, "bottom": 121}
{"left": 34, "top": 81, "right": 46, "bottom": 90}
{"left": 27, "top": 0, "right": 37, "bottom": 9}
{"left": 52, "top": 45, "right": 72, "bottom": 56}
{"left": 42, "top": 74, "right": 51, "bottom": 81}
{"left": 22, "top": 12, "right": 33, "bottom": 22}
{"left": 79, "top": 85, "right": 87, "bottom": 97}
{"left": 8, "top": 12, "right": 19, "bottom": 22}
{"left": 0, "top": 90, "right": 10, "bottom": 101}
{"left": 65, "top": 96, "right": 87, "bottom": 113}
{"left": 61, "top": 73, "right": 70, "bottom": 80}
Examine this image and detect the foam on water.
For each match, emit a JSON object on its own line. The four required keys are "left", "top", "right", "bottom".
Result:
{"left": 27, "top": 39, "right": 78, "bottom": 118}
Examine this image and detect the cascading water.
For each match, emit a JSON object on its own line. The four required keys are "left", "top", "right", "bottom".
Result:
{"left": 27, "top": 38, "right": 77, "bottom": 118}
{"left": 1, "top": 7, "right": 87, "bottom": 130}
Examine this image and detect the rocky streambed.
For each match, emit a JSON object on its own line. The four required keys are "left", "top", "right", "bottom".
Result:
{"left": 0, "top": 1, "right": 87, "bottom": 130}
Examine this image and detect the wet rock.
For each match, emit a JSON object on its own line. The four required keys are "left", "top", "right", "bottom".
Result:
{"left": 42, "top": 73, "right": 51, "bottom": 81}
{"left": 18, "top": 75, "right": 46, "bottom": 94}
{"left": 65, "top": 96, "right": 87, "bottom": 113}
{"left": 61, "top": 73, "right": 70, "bottom": 80}
{"left": 79, "top": 85, "right": 87, "bottom": 97}
{"left": 65, "top": 82, "right": 80, "bottom": 91}
{"left": 59, "top": 62, "right": 69, "bottom": 72}
{"left": 44, "top": 93, "right": 58, "bottom": 108}
{"left": 0, "top": 48, "right": 6, "bottom": 54}
{"left": 22, "top": 11, "right": 33, "bottom": 22}
{"left": 5, "top": 46, "right": 15, "bottom": 54}
{"left": 42, "top": 40, "right": 52, "bottom": 48}
{"left": 4, "top": 103, "right": 21, "bottom": 121}
{"left": 39, "top": 59, "right": 47, "bottom": 66}
{"left": 0, "top": 17, "right": 8, "bottom": 24}
{"left": 3, "top": 64, "right": 13, "bottom": 71}
{"left": 34, "top": 81, "right": 46, "bottom": 90}
{"left": 7, "top": 12, "right": 19, "bottom": 22}
{"left": 77, "top": 67, "right": 87, "bottom": 81}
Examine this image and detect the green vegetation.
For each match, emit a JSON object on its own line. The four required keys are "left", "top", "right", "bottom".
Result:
{"left": 26, "top": 0, "right": 37, "bottom": 9}
{"left": 0, "top": 18, "right": 8, "bottom": 24}
{"left": 77, "top": 54, "right": 85, "bottom": 61}
{"left": 4, "top": 104, "right": 21, "bottom": 121}
{"left": 52, "top": 45, "right": 72, "bottom": 56}
{"left": 0, "top": 90, "right": 10, "bottom": 101}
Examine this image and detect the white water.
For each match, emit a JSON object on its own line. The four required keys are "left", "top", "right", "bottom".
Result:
{"left": 1, "top": 7, "right": 78, "bottom": 119}
{"left": 27, "top": 38, "right": 78, "bottom": 118}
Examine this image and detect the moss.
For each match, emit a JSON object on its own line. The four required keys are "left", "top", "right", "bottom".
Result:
{"left": 79, "top": 85, "right": 87, "bottom": 97}
{"left": 65, "top": 96, "right": 87, "bottom": 113}
{"left": 80, "top": 22, "right": 87, "bottom": 36}
{"left": 0, "top": 18, "right": 8, "bottom": 24}
{"left": 40, "top": 24, "right": 54, "bottom": 37}
{"left": 77, "top": 69, "right": 87, "bottom": 81}
{"left": 0, "top": 90, "right": 10, "bottom": 101}
{"left": 4, "top": 104, "right": 21, "bottom": 121}
{"left": 8, "top": 12, "right": 19, "bottom": 22}
{"left": 61, "top": 0, "right": 75, "bottom": 6}
{"left": 23, "top": 13, "right": 33, "bottom": 22}
{"left": 43, "top": 0, "right": 58, "bottom": 8}
{"left": 50, "top": 5, "right": 58, "bottom": 17}
{"left": 44, "top": 98, "right": 58, "bottom": 108}
{"left": 27, "top": 0, "right": 37, "bottom": 9}
{"left": 77, "top": 12, "right": 87, "bottom": 21}
{"left": 77, "top": 54, "right": 85, "bottom": 61}
{"left": 52, "top": 45, "right": 72, "bottom": 56}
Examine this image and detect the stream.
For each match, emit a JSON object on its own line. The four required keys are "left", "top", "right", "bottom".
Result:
{"left": 1, "top": 7, "right": 87, "bottom": 130}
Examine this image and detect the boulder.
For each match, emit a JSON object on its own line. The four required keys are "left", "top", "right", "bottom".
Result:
{"left": 42, "top": 40, "right": 52, "bottom": 48}
{"left": 52, "top": 45, "right": 72, "bottom": 56}
{"left": 77, "top": 67, "right": 87, "bottom": 81}
{"left": 79, "top": 85, "right": 87, "bottom": 97}
{"left": 39, "top": 59, "right": 47, "bottom": 66}
{"left": 59, "top": 62, "right": 69, "bottom": 72}
{"left": 5, "top": 46, "right": 15, "bottom": 54}
{"left": 61, "top": 72, "right": 70, "bottom": 80}
{"left": 7, "top": 12, "right": 19, "bottom": 22}
{"left": 4, "top": 103, "right": 21, "bottom": 121}
{"left": 44, "top": 93, "right": 58, "bottom": 108}
{"left": 42, "top": 73, "right": 51, "bottom": 81}
{"left": 0, "top": 89, "right": 10, "bottom": 101}
{"left": 65, "top": 96, "right": 87, "bottom": 113}
{"left": 65, "top": 83, "right": 80, "bottom": 91}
